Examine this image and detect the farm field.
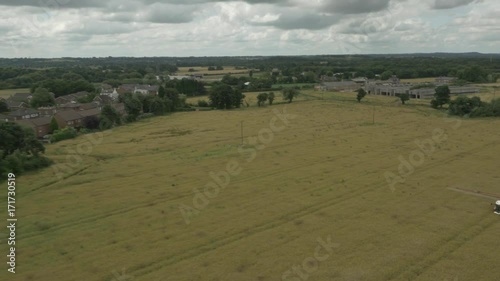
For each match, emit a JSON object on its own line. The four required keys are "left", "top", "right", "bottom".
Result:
{"left": 400, "top": 78, "right": 437, "bottom": 83}
{"left": 9, "top": 93, "right": 500, "bottom": 281}
{"left": 176, "top": 66, "right": 251, "bottom": 76}
{"left": 0, "top": 88, "right": 30, "bottom": 99}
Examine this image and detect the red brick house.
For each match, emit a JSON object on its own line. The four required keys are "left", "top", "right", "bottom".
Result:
{"left": 15, "top": 116, "right": 52, "bottom": 138}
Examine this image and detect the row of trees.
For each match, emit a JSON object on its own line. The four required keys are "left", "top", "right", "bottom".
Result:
{"left": 431, "top": 85, "right": 500, "bottom": 118}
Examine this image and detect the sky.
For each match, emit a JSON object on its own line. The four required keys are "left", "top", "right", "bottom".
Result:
{"left": 0, "top": 0, "right": 498, "bottom": 58}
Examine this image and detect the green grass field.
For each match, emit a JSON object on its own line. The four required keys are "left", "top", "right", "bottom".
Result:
{"left": 6, "top": 91, "right": 500, "bottom": 281}
{"left": 0, "top": 88, "right": 30, "bottom": 99}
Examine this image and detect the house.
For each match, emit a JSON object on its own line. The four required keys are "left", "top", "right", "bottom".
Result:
{"left": 135, "top": 85, "right": 159, "bottom": 95}
{"left": 9, "top": 93, "right": 33, "bottom": 102}
{"left": 79, "top": 108, "right": 101, "bottom": 120}
{"left": 93, "top": 95, "right": 116, "bottom": 105}
{"left": 59, "top": 102, "right": 82, "bottom": 111}
{"left": 99, "top": 88, "right": 119, "bottom": 101}
{"left": 55, "top": 96, "right": 73, "bottom": 105}
{"left": 387, "top": 75, "right": 401, "bottom": 84}
{"left": 0, "top": 114, "right": 8, "bottom": 123}
{"left": 80, "top": 102, "right": 101, "bottom": 111}
{"left": 352, "top": 77, "right": 368, "bottom": 85}
{"left": 15, "top": 116, "right": 52, "bottom": 138}
{"left": 6, "top": 100, "right": 28, "bottom": 110}
{"left": 101, "top": 83, "right": 114, "bottom": 93}
{"left": 7, "top": 108, "right": 40, "bottom": 121}
{"left": 117, "top": 84, "right": 159, "bottom": 96}
{"left": 168, "top": 75, "right": 194, "bottom": 80}
{"left": 55, "top": 92, "right": 90, "bottom": 105}
{"left": 54, "top": 110, "right": 85, "bottom": 129}
{"left": 38, "top": 106, "right": 58, "bottom": 117}
{"left": 72, "top": 91, "right": 91, "bottom": 100}
{"left": 318, "top": 81, "right": 360, "bottom": 92}
{"left": 117, "top": 84, "right": 136, "bottom": 95}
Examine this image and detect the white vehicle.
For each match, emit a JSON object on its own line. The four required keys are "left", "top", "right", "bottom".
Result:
{"left": 494, "top": 200, "right": 500, "bottom": 215}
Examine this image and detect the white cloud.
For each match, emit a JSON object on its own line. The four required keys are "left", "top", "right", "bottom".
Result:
{"left": 0, "top": 0, "right": 497, "bottom": 57}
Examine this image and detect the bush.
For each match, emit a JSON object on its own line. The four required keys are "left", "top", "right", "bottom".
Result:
{"left": 5, "top": 152, "right": 24, "bottom": 174}
{"left": 50, "top": 127, "right": 78, "bottom": 143}
{"left": 197, "top": 100, "right": 210, "bottom": 107}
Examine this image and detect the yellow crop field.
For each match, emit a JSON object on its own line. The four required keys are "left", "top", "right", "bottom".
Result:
{"left": 177, "top": 66, "right": 250, "bottom": 76}
{"left": 10, "top": 93, "right": 500, "bottom": 281}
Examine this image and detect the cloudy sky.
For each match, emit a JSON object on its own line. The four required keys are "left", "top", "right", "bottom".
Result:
{"left": 0, "top": 0, "right": 498, "bottom": 57}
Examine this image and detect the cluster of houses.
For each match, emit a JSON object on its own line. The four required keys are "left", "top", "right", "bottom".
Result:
{"left": 315, "top": 76, "right": 480, "bottom": 99}
{"left": 0, "top": 83, "right": 159, "bottom": 139}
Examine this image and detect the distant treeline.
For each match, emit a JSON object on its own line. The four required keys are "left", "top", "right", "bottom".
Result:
{"left": 0, "top": 54, "right": 499, "bottom": 90}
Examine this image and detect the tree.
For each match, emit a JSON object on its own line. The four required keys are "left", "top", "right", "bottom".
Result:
{"left": 100, "top": 105, "right": 121, "bottom": 128}
{"left": 164, "top": 88, "right": 180, "bottom": 110}
{"left": 124, "top": 96, "right": 142, "bottom": 120}
{"left": 30, "top": 87, "right": 55, "bottom": 108}
{"left": 0, "top": 101, "right": 8, "bottom": 113}
{"left": 356, "top": 88, "right": 367, "bottom": 103}
{"left": 50, "top": 117, "right": 59, "bottom": 133}
{"left": 82, "top": 116, "right": 100, "bottom": 130}
{"left": 149, "top": 97, "right": 167, "bottom": 115}
{"left": 449, "top": 96, "right": 483, "bottom": 116}
{"left": 459, "top": 66, "right": 488, "bottom": 83}
{"left": 222, "top": 74, "right": 240, "bottom": 86}
{"left": 0, "top": 122, "right": 50, "bottom": 177}
{"left": 400, "top": 93, "right": 410, "bottom": 105}
{"left": 380, "top": 70, "right": 393, "bottom": 81}
{"left": 257, "top": 93, "right": 268, "bottom": 107}
{"left": 282, "top": 88, "right": 300, "bottom": 103}
{"left": 158, "top": 85, "right": 167, "bottom": 98}
{"left": 268, "top": 92, "right": 275, "bottom": 105}
{"left": 431, "top": 85, "right": 451, "bottom": 108}
{"left": 209, "top": 83, "right": 243, "bottom": 109}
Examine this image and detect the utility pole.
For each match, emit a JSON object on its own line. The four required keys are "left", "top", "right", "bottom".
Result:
{"left": 372, "top": 105, "right": 375, "bottom": 125}
{"left": 241, "top": 121, "right": 244, "bottom": 145}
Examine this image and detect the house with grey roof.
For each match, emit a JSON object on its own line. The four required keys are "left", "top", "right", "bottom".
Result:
{"left": 6, "top": 100, "right": 28, "bottom": 110}
{"left": 9, "top": 93, "right": 33, "bottom": 102}
{"left": 38, "top": 106, "right": 58, "bottom": 117}
{"left": 7, "top": 108, "right": 40, "bottom": 121}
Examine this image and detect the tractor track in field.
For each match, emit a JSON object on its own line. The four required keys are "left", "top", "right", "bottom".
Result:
{"left": 122, "top": 140, "right": 497, "bottom": 279}
{"left": 21, "top": 114, "right": 367, "bottom": 194}
{"left": 16, "top": 132, "right": 385, "bottom": 240}
{"left": 386, "top": 213, "right": 497, "bottom": 281}
{"left": 19, "top": 131, "right": 496, "bottom": 280}
{"left": 18, "top": 119, "right": 494, "bottom": 243}
{"left": 19, "top": 114, "right": 426, "bottom": 239}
